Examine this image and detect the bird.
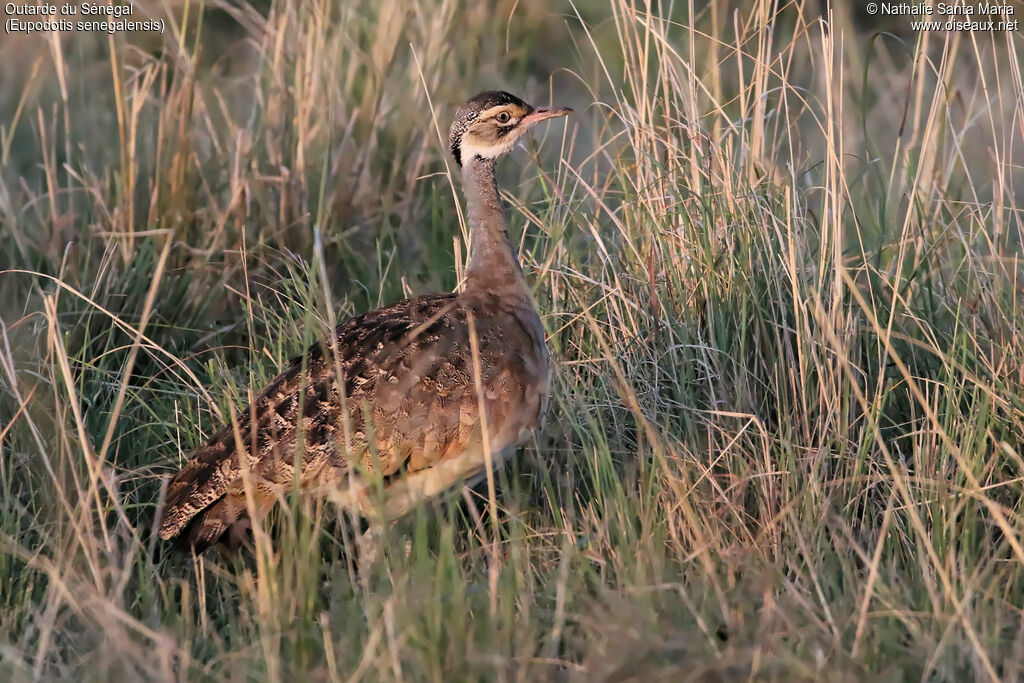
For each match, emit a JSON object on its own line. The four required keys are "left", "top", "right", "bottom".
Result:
{"left": 158, "top": 91, "right": 572, "bottom": 552}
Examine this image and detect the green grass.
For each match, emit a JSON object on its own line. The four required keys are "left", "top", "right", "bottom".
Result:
{"left": 1, "top": 0, "right": 1023, "bottom": 680}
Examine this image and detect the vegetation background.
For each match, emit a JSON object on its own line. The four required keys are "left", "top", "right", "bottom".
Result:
{"left": 1, "top": 0, "right": 1022, "bottom": 680}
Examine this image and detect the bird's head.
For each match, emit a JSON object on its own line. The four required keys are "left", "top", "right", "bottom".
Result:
{"left": 449, "top": 91, "right": 572, "bottom": 167}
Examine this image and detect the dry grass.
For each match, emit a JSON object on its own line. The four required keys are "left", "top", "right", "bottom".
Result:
{"left": 1, "top": 0, "right": 1022, "bottom": 680}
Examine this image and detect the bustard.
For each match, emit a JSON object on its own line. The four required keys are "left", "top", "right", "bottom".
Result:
{"left": 158, "top": 91, "right": 572, "bottom": 551}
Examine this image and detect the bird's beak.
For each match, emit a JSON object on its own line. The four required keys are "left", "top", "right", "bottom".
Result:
{"left": 522, "top": 106, "right": 573, "bottom": 128}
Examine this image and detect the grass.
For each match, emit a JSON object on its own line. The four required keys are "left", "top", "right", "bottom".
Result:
{"left": 1, "top": 0, "right": 1022, "bottom": 679}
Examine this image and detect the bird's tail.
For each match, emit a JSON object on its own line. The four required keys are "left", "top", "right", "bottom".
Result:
{"left": 171, "top": 493, "right": 260, "bottom": 553}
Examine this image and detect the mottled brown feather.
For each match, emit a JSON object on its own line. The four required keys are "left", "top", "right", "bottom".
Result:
{"left": 160, "top": 292, "right": 549, "bottom": 548}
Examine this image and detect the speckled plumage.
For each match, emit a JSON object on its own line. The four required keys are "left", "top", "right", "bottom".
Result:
{"left": 159, "top": 91, "right": 569, "bottom": 551}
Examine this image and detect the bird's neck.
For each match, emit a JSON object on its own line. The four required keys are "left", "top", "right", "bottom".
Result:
{"left": 461, "top": 156, "right": 530, "bottom": 301}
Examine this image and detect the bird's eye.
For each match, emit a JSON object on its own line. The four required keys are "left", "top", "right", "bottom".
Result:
{"left": 496, "top": 112, "right": 511, "bottom": 124}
